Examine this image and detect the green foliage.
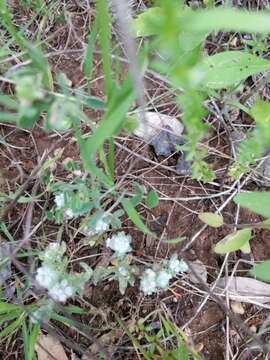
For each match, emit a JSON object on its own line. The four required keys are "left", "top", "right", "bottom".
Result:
{"left": 121, "top": 198, "right": 151, "bottom": 234}
{"left": 146, "top": 190, "right": 159, "bottom": 208}
{"left": 200, "top": 51, "right": 270, "bottom": 89}
{"left": 199, "top": 212, "right": 223, "bottom": 228}
{"left": 250, "top": 260, "right": 270, "bottom": 282}
{"left": 234, "top": 191, "right": 270, "bottom": 218}
{"left": 214, "top": 229, "right": 251, "bottom": 254}
{"left": 134, "top": 5, "right": 270, "bottom": 181}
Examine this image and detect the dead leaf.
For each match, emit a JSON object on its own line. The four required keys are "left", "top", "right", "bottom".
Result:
{"left": 188, "top": 260, "right": 208, "bottom": 284}
{"left": 35, "top": 333, "right": 69, "bottom": 360}
{"left": 215, "top": 276, "right": 270, "bottom": 307}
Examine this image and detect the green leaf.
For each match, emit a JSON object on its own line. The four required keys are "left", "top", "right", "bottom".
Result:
{"left": 188, "top": 9, "right": 270, "bottom": 34}
{"left": 83, "top": 96, "right": 106, "bottom": 110}
{"left": 121, "top": 198, "right": 151, "bottom": 234}
{"left": 133, "top": 7, "right": 162, "bottom": 37}
{"left": 18, "top": 106, "right": 39, "bottom": 128}
{"left": 234, "top": 192, "right": 270, "bottom": 218}
{"left": 250, "top": 260, "right": 270, "bottom": 282}
{"left": 162, "top": 237, "right": 185, "bottom": 244}
{"left": 146, "top": 191, "right": 159, "bottom": 209}
{"left": 81, "top": 76, "right": 134, "bottom": 155}
{"left": 200, "top": 51, "right": 270, "bottom": 89}
{"left": 0, "top": 302, "right": 20, "bottom": 313}
{"left": 28, "top": 323, "right": 40, "bottom": 360}
{"left": 198, "top": 212, "right": 223, "bottom": 228}
{"left": 250, "top": 99, "right": 270, "bottom": 147}
{"left": 0, "top": 313, "right": 25, "bottom": 338}
{"left": 0, "top": 94, "right": 18, "bottom": 110}
{"left": 97, "top": 0, "right": 113, "bottom": 98}
{"left": 83, "top": 18, "right": 97, "bottom": 81}
{"left": 0, "top": 112, "right": 19, "bottom": 123}
{"left": 134, "top": 8, "right": 270, "bottom": 38}
{"left": 76, "top": 130, "right": 113, "bottom": 188}
{"left": 240, "top": 241, "right": 251, "bottom": 254}
{"left": 214, "top": 229, "right": 251, "bottom": 254}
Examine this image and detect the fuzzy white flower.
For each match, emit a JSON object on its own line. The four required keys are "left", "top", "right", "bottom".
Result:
{"left": 140, "top": 269, "right": 157, "bottom": 295}
{"left": 54, "top": 193, "right": 64, "bottom": 208}
{"left": 95, "top": 217, "right": 109, "bottom": 233}
{"left": 36, "top": 266, "right": 59, "bottom": 289}
{"left": 64, "top": 208, "right": 74, "bottom": 219}
{"left": 156, "top": 270, "right": 172, "bottom": 289}
{"left": 106, "top": 232, "right": 132, "bottom": 256}
{"left": 168, "top": 255, "right": 188, "bottom": 275}
{"left": 44, "top": 242, "right": 59, "bottom": 259}
{"left": 49, "top": 279, "right": 75, "bottom": 303}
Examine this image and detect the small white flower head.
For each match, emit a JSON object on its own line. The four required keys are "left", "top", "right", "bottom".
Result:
{"left": 106, "top": 232, "right": 132, "bottom": 257}
{"left": 64, "top": 208, "right": 74, "bottom": 219}
{"left": 36, "top": 266, "right": 59, "bottom": 289}
{"left": 49, "top": 279, "right": 75, "bottom": 303}
{"left": 156, "top": 270, "right": 172, "bottom": 289}
{"left": 140, "top": 268, "right": 157, "bottom": 295}
{"left": 95, "top": 217, "right": 110, "bottom": 233}
{"left": 43, "top": 242, "right": 65, "bottom": 263}
{"left": 168, "top": 255, "right": 188, "bottom": 275}
{"left": 54, "top": 193, "right": 64, "bottom": 209}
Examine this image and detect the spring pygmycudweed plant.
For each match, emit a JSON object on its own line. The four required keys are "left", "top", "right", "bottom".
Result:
{"left": 32, "top": 235, "right": 188, "bottom": 321}
{"left": 140, "top": 254, "right": 188, "bottom": 296}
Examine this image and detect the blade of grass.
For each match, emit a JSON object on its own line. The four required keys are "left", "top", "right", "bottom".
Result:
{"left": 121, "top": 198, "right": 151, "bottom": 234}
{"left": 0, "top": 312, "right": 25, "bottom": 338}
{"left": 28, "top": 323, "right": 40, "bottom": 360}
{"left": 96, "top": 0, "right": 113, "bottom": 98}
{"left": 84, "top": 18, "right": 98, "bottom": 95}
{"left": 81, "top": 76, "right": 134, "bottom": 155}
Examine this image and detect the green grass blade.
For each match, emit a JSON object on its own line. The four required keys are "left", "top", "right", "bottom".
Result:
{"left": 121, "top": 198, "right": 151, "bottom": 234}
{"left": 22, "top": 320, "right": 29, "bottom": 360}
{"left": 82, "top": 76, "right": 134, "bottom": 155}
{"left": 0, "top": 312, "right": 25, "bottom": 338}
{"left": 0, "top": 94, "right": 18, "bottom": 110}
{"left": 0, "top": 112, "right": 19, "bottom": 122}
{"left": 96, "top": 0, "right": 113, "bottom": 98}
{"left": 84, "top": 18, "right": 98, "bottom": 94}
{"left": 28, "top": 323, "right": 40, "bottom": 360}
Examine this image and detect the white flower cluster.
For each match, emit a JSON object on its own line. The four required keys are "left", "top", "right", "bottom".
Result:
{"left": 54, "top": 193, "right": 74, "bottom": 219}
{"left": 35, "top": 242, "right": 76, "bottom": 303}
{"left": 95, "top": 217, "right": 110, "bottom": 233}
{"left": 106, "top": 232, "right": 132, "bottom": 257}
{"left": 83, "top": 215, "right": 110, "bottom": 236}
{"left": 140, "top": 255, "right": 188, "bottom": 296}
{"left": 49, "top": 279, "right": 75, "bottom": 302}
{"left": 167, "top": 254, "right": 188, "bottom": 275}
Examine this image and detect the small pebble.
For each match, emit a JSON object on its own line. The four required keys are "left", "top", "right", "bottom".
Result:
{"left": 250, "top": 325, "right": 257, "bottom": 333}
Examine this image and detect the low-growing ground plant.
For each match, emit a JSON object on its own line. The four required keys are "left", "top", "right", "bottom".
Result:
{"left": 1, "top": 0, "right": 270, "bottom": 359}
